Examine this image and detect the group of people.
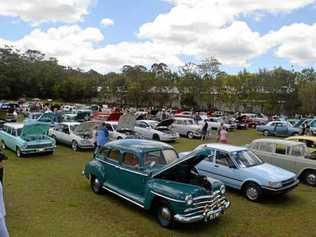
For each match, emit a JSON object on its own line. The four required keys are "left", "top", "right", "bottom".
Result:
{"left": 201, "top": 121, "right": 228, "bottom": 144}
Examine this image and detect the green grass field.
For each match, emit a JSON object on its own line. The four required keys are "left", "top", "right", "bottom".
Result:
{"left": 3, "top": 130, "right": 316, "bottom": 237}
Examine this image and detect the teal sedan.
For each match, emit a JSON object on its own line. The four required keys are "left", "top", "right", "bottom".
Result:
{"left": 82, "top": 139, "right": 230, "bottom": 228}
{"left": 0, "top": 122, "right": 56, "bottom": 157}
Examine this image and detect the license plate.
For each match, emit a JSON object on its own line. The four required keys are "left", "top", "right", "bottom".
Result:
{"left": 38, "top": 148, "right": 45, "bottom": 152}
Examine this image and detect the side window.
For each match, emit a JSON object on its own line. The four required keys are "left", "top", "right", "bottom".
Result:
{"left": 215, "top": 151, "right": 232, "bottom": 167}
{"left": 108, "top": 149, "right": 121, "bottom": 162}
{"left": 291, "top": 145, "right": 305, "bottom": 156}
{"left": 260, "top": 143, "right": 274, "bottom": 153}
{"left": 275, "top": 144, "right": 286, "bottom": 155}
{"left": 62, "top": 125, "right": 70, "bottom": 134}
{"left": 204, "top": 149, "right": 215, "bottom": 162}
{"left": 311, "top": 121, "right": 316, "bottom": 127}
{"left": 250, "top": 142, "right": 260, "bottom": 150}
{"left": 136, "top": 122, "right": 147, "bottom": 128}
{"left": 98, "top": 147, "right": 110, "bottom": 159}
{"left": 105, "top": 124, "right": 113, "bottom": 131}
{"left": 175, "top": 120, "right": 183, "bottom": 125}
{"left": 122, "top": 153, "right": 140, "bottom": 169}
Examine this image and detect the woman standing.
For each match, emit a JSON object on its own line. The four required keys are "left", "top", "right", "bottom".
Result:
{"left": 218, "top": 123, "right": 228, "bottom": 144}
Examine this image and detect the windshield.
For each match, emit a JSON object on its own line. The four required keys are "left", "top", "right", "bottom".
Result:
{"left": 231, "top": 150, "right": 263, "bottom": 168}
{"left": 70, "top": 125, "right": 79, "bottom": 131}
{"left": 147, "top": 121, "right": 159, "bottom": 128}
{"left": 185, "top": 120, "right": 194, "bottom": 125}
{"left": 144, "top": 149, "right": 178, "bottom": 167}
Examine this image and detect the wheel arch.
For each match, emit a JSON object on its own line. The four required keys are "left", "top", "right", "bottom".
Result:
{"left": 298, "top": 168, "right": 316, "bottom": 179}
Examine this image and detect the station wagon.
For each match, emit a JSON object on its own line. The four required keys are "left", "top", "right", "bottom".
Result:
{"left": 0, "top": 122, "right": 56, "bottom": 157}
{"left": 249, "top": 139, "right": 316, "bottom": 186}
{"left": 82, "top": 139, "right": 230, "bottom": 227}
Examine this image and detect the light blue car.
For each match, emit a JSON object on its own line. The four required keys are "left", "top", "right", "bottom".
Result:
{"left": 256, "top": 121, "right": 301, "bottom": 137}
{"left": 180, "top": 144, "right": 299, "bottom": 201}
{"left": 0, "top": 121, "right": 56, "bottom": 157}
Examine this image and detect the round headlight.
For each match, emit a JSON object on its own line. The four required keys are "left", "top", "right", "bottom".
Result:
{"left": 185, "top": 195, "right": 193, "bottom": 205}
{"left": 220, "top": 185, "right": 226, "bottom": 194}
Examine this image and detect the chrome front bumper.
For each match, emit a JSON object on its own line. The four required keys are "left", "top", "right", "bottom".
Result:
{"left": 174, "top": 199, "right": 230, "bottom": 224}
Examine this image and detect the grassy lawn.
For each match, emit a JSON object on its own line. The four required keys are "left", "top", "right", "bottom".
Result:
{"left": 3, "top": 129, "right": 316, "bottom": 237}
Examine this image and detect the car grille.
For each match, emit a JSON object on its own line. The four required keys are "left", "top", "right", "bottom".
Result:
{"left": 282, "top": 178, "right": 296, "bottom": 187}
{"left": 183, "top": 191, "right": 226, "bottom": 217}
{"left": 26, "top": 143, "right": 52, "bottom": 149}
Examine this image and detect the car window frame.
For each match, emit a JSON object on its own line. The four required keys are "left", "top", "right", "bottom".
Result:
{"left": 107, "top": 148, "right": 121, "bottom": 164}
{"left": 215, "top": 150, "right": 235, "bottom": 168}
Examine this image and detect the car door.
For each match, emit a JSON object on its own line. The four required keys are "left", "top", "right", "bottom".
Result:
{"left": 270, "top": 143, "right": 294, "bottom": 170}
{"left": 171, "top": 120, "right": 183, "bottom": 135}
{"left": 99, "top": 148, "right": 122, "bottom": 189}
{"left": 135, "top": 121, "right": 151, "bottom": 139}
{"left": 116, "top": 152, "right": 148, "bottom": 204}
{"left": 52, "top": 124, "right": 65, "bottom": 143}
{"left": 4, "top": 127, "right": 17, "bottom": 150}
{"left": 275, "top": 123, "right": 288, "bottom": 136}
{"left": 61, "top": 124, "right": 72, "bottom": 145}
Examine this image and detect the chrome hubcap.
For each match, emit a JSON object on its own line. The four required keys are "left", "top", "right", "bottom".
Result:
{"left": 306, "top": 174, "right": 316, "bottom": 185}
{"left": 247, "top": 187, "right": 258, "bottom": 200}
{"left": 93, "top": 178, "right": 101, "bottom": 191}
{"left": 160, "top": 207, "right": 171, "bottom": 221}
{"left": 72, "top": 142, "right": 77, "bottom": 151}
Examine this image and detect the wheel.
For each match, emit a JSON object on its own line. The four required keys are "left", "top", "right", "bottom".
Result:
{"left": 263, "top": 130, "right": 269, "bottom": 136}
{"left": 244, "top": 183, "right": 263, "bottom": 201}
{"left": 157, "top": 204, "right": 174, "bottom": 228}
{"left": 292, "top": 132, "right": 299, "bottom": 136}
{"left": 90, "top": 176, "right": 103, "bottom": 194}
{"left": 72, "top": 140, "right": 79, "bottom": 152}
{"left": 16, "top": 147, "right": 23, "bottom": 158}
{"left": 153, "top": 134, "right": 160, "bottom": 141}
{"left": 304, "top": 171, "right": 316, "bottom": 186}
{"left": 117, "top": 137, "right": 122, "bottom": 140}
{"left": 0, "top": 140, "right": 6, "bottom": 150}
{"left": 187, "top": 131, "right": 194, "bottom": 139}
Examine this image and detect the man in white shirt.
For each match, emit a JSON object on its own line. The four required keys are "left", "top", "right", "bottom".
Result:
{"left": 0, "top": 182, "right": 9, "bottom": 237}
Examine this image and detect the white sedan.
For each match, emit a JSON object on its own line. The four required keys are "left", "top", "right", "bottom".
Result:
{"left": 135, "top": 119, "right": 179, "bottom": 142}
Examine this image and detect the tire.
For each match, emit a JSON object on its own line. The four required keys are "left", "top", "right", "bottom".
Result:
{"left": 263, "top": 130, "right": 269, "bottom": 136}
{"left": 72, "top": 140, "right": 79, "bottom": 152}
{"left": 153, "top": 134, "right": 160, "bottom": 141}
{"left": 304, "top": 171, "right": 316, "bottom": 186}
{"left": 117, "top": 137, "right": 122, "bottom": 140}
{"left": 90, "top": 176, "right": 103, "bottom": 194}
{"left": 292, "top": 132, "right": 299, "bottom": 136}
{"left": 16, "top": 147, "right": 23, "bottom": 158}
{"left": 187, "top": 131, "right": 194, "bottom": 139}
{"left": 0, "top": 140, "right": 6, "bottom": 150}
{"left": 156, "top": 203, "right": 174, "bottom": 228}
{"left": 244, "top": 183, "right": 263, "bottom": 202}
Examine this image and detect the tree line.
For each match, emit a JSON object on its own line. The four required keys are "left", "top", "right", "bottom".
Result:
{"left": 1, "top": 45, "right": 316, "bottom": 115}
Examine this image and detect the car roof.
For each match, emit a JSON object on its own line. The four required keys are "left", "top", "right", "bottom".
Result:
{"left": 106, "top": 121, "right": 118, "bottom": 125}
{"left": 4, "top": 122, "right": 23, "bottom": 129}
{"left": 286, "top": 136, "right": 316, "bottom": 142}
{"left": 174, "top": 117, "right": 193, "bottom": 120}
{"left": 199, "top": 143, "right": 247, "bottom": 152}
{"left": 60, "top": 122, "right": 80, "bottom": 126}
{"left": 252, "top": 138, "right": 303, "bottom": 146}
{"left": 105, "top": 139, "right": 174, "bottom": 154}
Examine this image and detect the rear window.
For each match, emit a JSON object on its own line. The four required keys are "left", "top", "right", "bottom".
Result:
{"left": 260, "top": 143, "right": 274, "bottom": 153}
{"left": 144, "top": 149, "right": 177, "bottom": 167}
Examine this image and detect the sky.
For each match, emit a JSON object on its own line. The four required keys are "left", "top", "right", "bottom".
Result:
{"left": 0, "top": 0, "right": 315, "bottom": 74}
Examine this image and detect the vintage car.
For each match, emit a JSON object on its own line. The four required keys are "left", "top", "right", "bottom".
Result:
{"left": 256, "top": 121, "right": 301, "bottom": 137}
{"left": 249, "top": 139, "right": 316, "bottom": 186}
{"left": 49, "top": 122, "right": 95, "bottom": 151}
{"left": 135, "top": 119, "right": 179, "bottom": 142}
{"left": 286, "top": 136, "right": 316, "bottom": 154}
{"left": 171, "top": 117, "right": 202, "bottom": 139}
{"left": 82, "top": 139, "right": 230, "bottom": 227}
{"left": 181, "top": 144, "right": 298, "bottom": 201}
{"left": 0, "top": 122, "right": 56, "bottom": 157}
{"left": 196, "top": 116, "right": 234, "bottom": 131}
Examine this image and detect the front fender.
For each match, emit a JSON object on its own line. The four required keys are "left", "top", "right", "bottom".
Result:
{"left": 83, "top": 159, "right": 105, "bottom": 181}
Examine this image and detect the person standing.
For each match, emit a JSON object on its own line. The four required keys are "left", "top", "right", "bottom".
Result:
{"left": 218, "top": 123, "right": 228, "bottom": 144}
{"left": 96, "top": 123, "right": 109, "bottom": 149}
{"left": 0, "top": 149, "right": 7, "bottom": 184}
{"left": 0, "top": 182, "right": 9, "bottom": 237}
{"left": 201, "top": 120, "right": 209, "bottom": 141}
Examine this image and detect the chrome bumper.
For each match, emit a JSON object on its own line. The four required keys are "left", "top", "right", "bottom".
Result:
{"left": 174, "top": 200, "right": 230, "bottom": 223}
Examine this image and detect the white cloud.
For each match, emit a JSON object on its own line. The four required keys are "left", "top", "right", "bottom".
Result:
{"left": 263, "top": 23, "right": 316, "bottom": 66}
{"left": 100, "top": 18, "right": 114, "bottom": 27}
{"left": 0, "top": 0, "right": 93, "bottom": 24}
{"left": 1, "top": 0, "right": 316, "bottom": 73}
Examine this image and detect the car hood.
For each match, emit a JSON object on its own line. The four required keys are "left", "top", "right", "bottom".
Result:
{"left": 247, "top": 163, "right": 296, "bottom": 182}
{"left": 74, "top": 121, "right": 101, "bottom": 134}
{"left": 117, "top": 113, "right": 136, "bottom": 131}
{"left": 156, "top": 119, "right": 175, "bottom": 128}
{"left": 152, "top": 148, "right": 211, "bottom": 178}
{"left": 20, "top": 122, "right": 50, "bottom": 137}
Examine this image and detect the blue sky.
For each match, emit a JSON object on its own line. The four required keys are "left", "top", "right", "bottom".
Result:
{"left": 0, "top": 0, "right": 315, "bottom": 74}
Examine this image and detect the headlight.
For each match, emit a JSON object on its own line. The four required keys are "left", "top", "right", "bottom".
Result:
{"left": 220, "top": 184, "right": 226, "bottom": 194}
{"left": 185, "top": 194, "right": 193, "bottom": 205}
{"left": 21, "top": 143, "right": 27, "bottom": 149}
{"left": 268, "top": 181, "right": 282, "bottom": 188}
